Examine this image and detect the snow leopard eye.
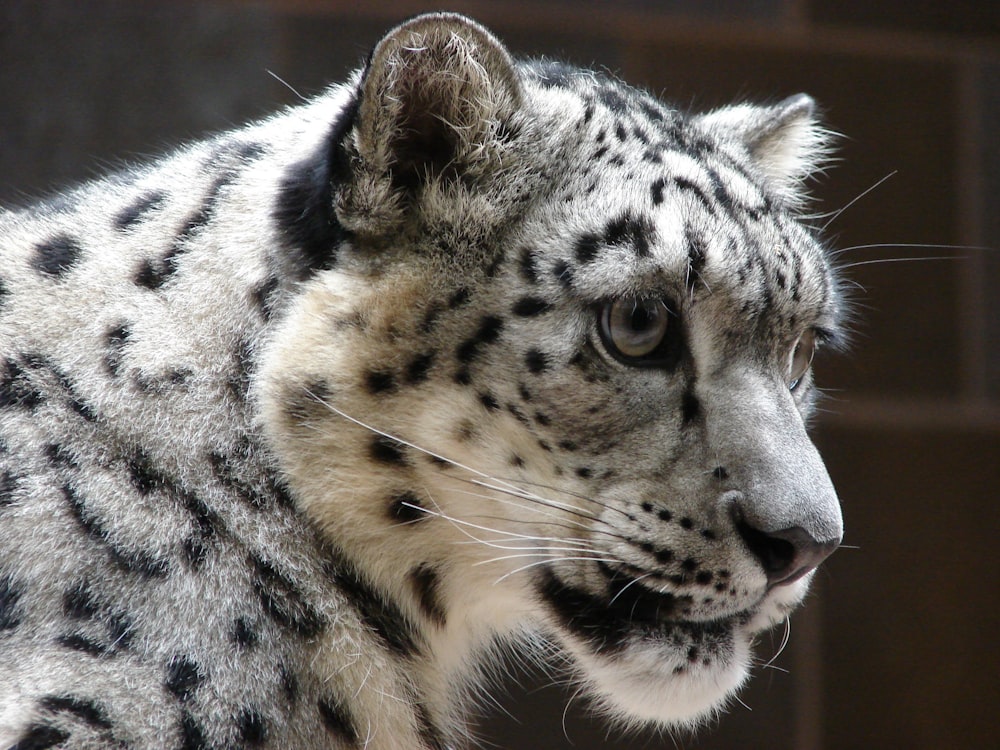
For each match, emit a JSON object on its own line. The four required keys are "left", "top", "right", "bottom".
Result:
{"left": 599, "top": 297, "right": 673, "bottom": 364}
{"left": 787, "top": 329, "right": 817, "bottom": 391}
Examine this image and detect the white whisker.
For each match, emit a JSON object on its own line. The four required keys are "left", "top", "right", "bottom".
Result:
{"left": 820, "top": 170, "right": 896, "bottom": 230}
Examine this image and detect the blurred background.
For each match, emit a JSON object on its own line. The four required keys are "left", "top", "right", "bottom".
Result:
{"left": 2, "top": 1, "right": 998, "bottom": 748}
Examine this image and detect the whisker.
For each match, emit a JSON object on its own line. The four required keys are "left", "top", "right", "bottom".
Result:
{"left": 447, "top": 486, "right": 591, "bottom": 530}
{"left": 494, "top": 555, "right": 623, "bottom": 584}
{"left": 820, "top": 170, "right": 897, "bottom": 231}
{"left": 762, "top": 618, "right": 791, "bottom": 669}
{"left": 607, "top": 570, "right": 657, "bottom": 606}
{"left": 439, "top": 486, "right": 631, "bottom": 546}
{"left": 498, "top": 474, "right": 636, "bottom": 522}
{"left": 476, "top": 550, "right": 605, "bottom": 566}
{"left": 836, "top": 241, "right": 994, "bottom": 254}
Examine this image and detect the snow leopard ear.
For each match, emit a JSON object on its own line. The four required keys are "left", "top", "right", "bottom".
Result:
{"left": 336, "top": 12, "right": 524, "bottom": 237}
{"left": 694, "top": 94, "right": 831, "bottom": 203}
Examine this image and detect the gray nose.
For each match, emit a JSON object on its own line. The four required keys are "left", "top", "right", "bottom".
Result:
{"left": 735, "top": 515, "right": 840, "bottom": 587}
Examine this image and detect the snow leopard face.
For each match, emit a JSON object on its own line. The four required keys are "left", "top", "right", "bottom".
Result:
{"left": 259, "top": 13, "right": 844, "bottom": 729}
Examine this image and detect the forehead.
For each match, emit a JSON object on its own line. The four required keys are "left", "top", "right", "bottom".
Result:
{"left": 516, "top": 71, "right": 837, "bottom": 338}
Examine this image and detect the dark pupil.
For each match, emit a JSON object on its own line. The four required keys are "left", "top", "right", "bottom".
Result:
{"left": 629, "top": 305, "right": 655, "bottom": 331}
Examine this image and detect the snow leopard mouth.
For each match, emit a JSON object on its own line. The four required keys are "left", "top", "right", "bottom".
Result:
{"left": 537, "top": 563, "right": 751, "bottom": 653}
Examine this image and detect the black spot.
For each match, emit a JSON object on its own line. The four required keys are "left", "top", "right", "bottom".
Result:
{"left": 114, "top": 191, "right": 166, "bottom": 230}
{"left": 696, "top": 570, "right": 714, "bottom": 585}
{"left": 574, "top": 233, "right": 600, "bottom": 264}
{"left": 518, "top": 247, "right": 538, "bottom": 284}
{"left": 364, "top": 369, "right": 396, "bottom": 395}
{"left": 388, "top": 491, "right": 426, "bottom": 524}
{"left": 317, "top": 696, "right": 358, "bottom": 744}
{"left": 9, "top": 724, "right": 70, "bottom": 750}
{"left": 712, "top": 466, "right": 729, "bottom": 480}
{"left": 0, "top": 574, "right": 23, "bottom": 630}
{"left": 651, "top": 176, "right": 667, "bottom": 205}
{"left": 604, "top": 213, "right": 652, "bottom": 256}
{"left": 0, "top": 470, "right": 18, "bottom": 507}
{"left": 533, "top": 411, "right": 550, "bottom": 426}
{"left": 405, "top": 352, "right": 435, "bottom": 384}
{"left": 251, "top": 276, "right": 280, "bottom": 321}
{"left": 707, "top": 169, "right": 734, "bottom": 211}
{"left": 127, "top": 447, "right": 169, "bottom": 495}
{"left": 133, "top": 257, "right": 168, "bottom": 289}
{"left": 0, "top": 359, "right": 43, "bottom": 409}
{"left": 552, "top": 260, "right": 574, "bottom": 287}
{"left": 448, "top": 286, "right": 471, "bottom": 309}
{"left": 325, "top": 546, "right": 421, "bottom": 657}
{"left": 470, "top": 393, "right": 496, "bottom": 414}
{"left": 575, "top": 467, "right": 592, "bottom": 479}
{"left": 420, "top": 303, "right": 443, "bottom": 334}
{"left": 455, "top": 419, "right": 476, "bottom": 442}
{"left": 615, "top": 122, "right": 628, "bottom": 142}
{"left": 251, "top": 555, "right": 324, "bottom": 638}
{"left": 68, "top": 394, "right": 97, "bottom": 422}
{"left": 63, "top": 483, "right": 169, "bottom": 579}
{"left": 137, "top": 242, "right": 189, "bottom": 290}
{"left": 227, "top": 337, "right": 255, "bottom": 403}
{"left": 525, "top": 349, "right": 548, "bottom": 374}
{"left": 512, "top": 297, "right": 552, "bottom": 317}
{"left": 507, "top": 403, "right": 531, "bottom": 427}
{"left": 675, "top": 177, "right": 714, "bottom": 212}
{"left": 279, "top": 664, "right": 299, "bottom": 705}
{"left": 180, "top": 711, "right": 208, "bottom": 750}
{"left": 104, "top": 324, "right": 130, "bottom": 377}
{"left": 232, "top": 617, "right": 258, "bottom": 650}
{"left": 409, "top": 565, "right": 447, "bottom": 628}
{"left": 165, "top": 655, "right": 203, "bottom": 702}
{"left": 236, "top": 707, "right": 268, "bottom": 745}
{"left": 39, "top": 695, "right": 112, "bottom": 730}
{"left": 0, "top": 277, "right": 8, "bottom": 309}
{"left": 107, "top": 612, "right": 134, "bottom": 650}
{"left": 56, "top": 633, "right": 107, "bottom": 657}
{"left": 456, "top": 315, "right": 503, "bottom": 364}
{"left": 453, "top": 368, "right": 472, "bottom": 386}
{"left": 681, "top": 389, "right": 700, "bottom": 424}
{"left": 369, "top": 435, "right": 407, "bottom": 466}
{"left": 33, "top": 235, "right": 83, "bottom": 277}
{"left": 658, "top": 508, "right": 673, "bottom": 522}
{"left": 558, "top": 440, "right": 577, "bottom": 451}
{"left": 62, "top": 581, "right": 98, "bottom": 620}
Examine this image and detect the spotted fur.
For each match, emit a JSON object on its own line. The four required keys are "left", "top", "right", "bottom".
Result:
{"left": 0, "top": 13, "right": 845, "bottom": 749}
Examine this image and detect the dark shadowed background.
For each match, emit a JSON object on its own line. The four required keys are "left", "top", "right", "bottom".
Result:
{"left": 2, "top": 1, "right": 998, "bottom": 748}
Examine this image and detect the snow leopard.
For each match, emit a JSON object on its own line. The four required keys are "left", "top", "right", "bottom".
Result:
{"left": 0, "top": 12, "right": 845, "bottom": 749}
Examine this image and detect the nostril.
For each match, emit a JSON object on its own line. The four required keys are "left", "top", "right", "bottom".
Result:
{"left": 736, "top": 521, "right": 839, "bottom": 588}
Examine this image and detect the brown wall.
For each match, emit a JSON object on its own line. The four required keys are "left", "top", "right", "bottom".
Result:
{"left": 2, "top": 1, "right": 998, "bottom": 748}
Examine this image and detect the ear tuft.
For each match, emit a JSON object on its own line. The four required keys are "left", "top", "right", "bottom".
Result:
{"left": 695, "top": 94, "right": 833, "bottom": 205}
{"left": 337, "top": 13, "right": 523, "bottom": 237}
